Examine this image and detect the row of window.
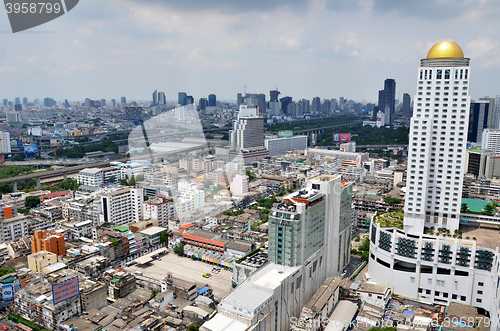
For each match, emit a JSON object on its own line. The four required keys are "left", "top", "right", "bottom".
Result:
{"left": 419, "top": 69, "right": 469, "bottom": 80}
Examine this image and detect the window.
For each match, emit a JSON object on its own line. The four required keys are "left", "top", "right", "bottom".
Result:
{"left": 452, "top": 294, "right": 457, "bottom": 300}
{"left": 477, "top": 290, "right": 483, "bottom": 295}
{"left": 426, "top": 289, "right": 431, "bottom": 294}
{"left": 478, "top": 282, "right": 484, "bottom": 286}
{"left": 477, "top": 298, "right": 482, "bottom": 303}
{"left": 460, "top": 296, "right": 466, "bottom": 301}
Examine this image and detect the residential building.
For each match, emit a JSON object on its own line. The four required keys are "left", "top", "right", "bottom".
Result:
{"left": 230, "top": 174, "right": 249, "bottom": 196}
{"left": 77, "top": 168, "right": 103, "bottom": 187}
{"left": 403, "top": 41, "right": 471, "bottom": 233}
{"left": 1, "top": 215, "right": 28, "bottom": 244}
{"left": 138, "top": 226, "right": 166, "bottom": 246}
{"left": 31, "top": 230, "right": 66, "bottom": 255}
{"left": 27, "top": 250, "right": 57, "bottom": 272}
{"left": 0, "top": 131, "right": 11, "bottom": 153}
{"left": 265, "top": 136, "right": 308, "bottom": 157}
{"left": 101, "top": 187, "right": 143, "bottom": 226}
{"left": 143, "top": 195, "right": 175, "bottom": 227}
{"left": 482, "top": 128, "right": 500, "bottom": 155}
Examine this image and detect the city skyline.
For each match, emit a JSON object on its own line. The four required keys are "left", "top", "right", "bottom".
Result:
{"left": 0, "top": 0, "right": 498, "bottom": 102}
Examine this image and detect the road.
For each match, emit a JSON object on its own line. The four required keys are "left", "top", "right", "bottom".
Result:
{"left": 125, "top": 253, "right": 233, "bottom": 300}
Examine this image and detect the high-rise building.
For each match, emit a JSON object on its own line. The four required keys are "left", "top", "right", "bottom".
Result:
{"left": 178, "top": 92, "right": 187, "bottom": 106}
{"left": 111, "top": 99, "right": 116, "bottom": 108}
{"left": 0, "top": 131, "right": 11, "bottom": 154}
{"left": 2, "top": 99, "right": 7, "bottom": 106}
{"left": 158, "top": 92, "right": 166, "bottom": 105}
{"left": 279, "top": 96, "right": 292, "bottom": 115}
{"left": 22, "top": 97, "right": 28, "bottom": 106}
{"left": 14, "top": 97, "right": 20, "bottom": 105}
{"left": 152, "top": 90, "right": 158, "bottom": 106}
{"left": 198, "top": 98, "right": 207, "bottom": 110}
{"left": 403, "top": 41, "right": 471, "bottom": 234}
{"left": 230, "top": 105, "right": 264, "bottom": 151}
{"left": 468, "top": 100, "right": 490, "bottom": 143}
{"left": 101, "top": 187, "right": 143, "bottom": 226}
{"left": 481, "top": 128, "right": 500, "bottom": 155}
{"left": 124, "top": 106, "right": 143, "bottom": 120}
{"left": 402, "top": 93, "right": 411, "bottom": 118}
{"left": 312, "top": 97, "right": 321, "bottom": 113}
{"left": 121, "top": 96, "right": 127, "bottom": 105}
{"left": 236, "top": 93, "right": 243, "bottom": 107}
{"left": 43, "top": 97, "right": 55, "bottom": 108}
{"left": 143, "top": 196, "right": 175, "bottom": 228}
{"left": 208, "top": 94, "right": 216, "bottom": 107}
{"left": 63, "top": 99, "right": 70, "bottom": 108}
{"left": 256, "top": 94, "right": 266, "bottom": 115}
{"left": 377, "top": 79, "right": 396, "bottom": 126}
{"left": 270, "top": 89, "right": 280, "bottom": 102}
{"left": 186, "top": 95, "right": 194, "bottom": 105}
{"left": 32, "top": 230, "right": 66, "bottom": 256}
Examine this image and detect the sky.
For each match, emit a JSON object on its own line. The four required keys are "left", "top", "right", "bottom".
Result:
{"left": 0, "top": 0, "right": 499, "bottom": 104}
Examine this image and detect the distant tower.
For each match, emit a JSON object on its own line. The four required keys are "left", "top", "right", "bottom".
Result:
{"left": 312, "top": 97, "right": 321, "bottom": 113}
{"left": 178, "top": 92, "right": 187, "bottom": 106}
{"left": 270, "top": 89, "right": 280, "bottom": 102}
{"left": 121, "top": 97, "right": 127, "bottom": 105}
{"left": 15, "top": 97, "right": 20, "bottom": 105}
{"left": 152, "top": 90, "right": 158, "bottom": 106}
{"left": 158, "top": 92, "right": 166, "bottom": 105}
{"left": 208, "top": 94, "right": 216, "bottom": 107}
{"left": 236, "top": 93, "right": 243, "bottom": 107}
{"left": 186, "top": 95, "right": 194, "bottom": 105}
{"left": 383, "top": 79, "right": 396, "bottom": 126}
{"left": 404, "top": 41, "right": 471, "bottom": 234}
{"left": 402, "top": 93, "right": 411, "bottom": 118}
{"left": 22, "top": 97, "right": 28, "bottom": 106}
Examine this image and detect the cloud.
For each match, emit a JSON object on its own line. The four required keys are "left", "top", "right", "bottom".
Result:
{"left": 0, "top": 66, "right": 16, "bottom": 73}
{"left": 467, "top": 37, "right": 500, "bottom": 68}
{"left": 186, "top": 48, "right": 213, "bottom": 66}
{"left": 77, "top": 21, "right": 104, "bottom": 36}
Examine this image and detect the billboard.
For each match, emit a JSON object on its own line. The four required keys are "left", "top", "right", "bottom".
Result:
{"left": 2, "top": 284, "right": 13, "bottom": 301}
{"left": 279, "top": 130, "right": 293, "bottom": 138}
{"left": 332, "top": 133, "right": 351, "bottom": 143}
{"left": 17, "top": 139, "right": 23, "bottom": 147}
{"left": 24, "top": 145, "right": 39, "bottom": 154}
{"left": 28, "top": 127, "right": 43, "bottom": 137}
{"left": 52, "top": 276, "right": 80, "bottom": 305}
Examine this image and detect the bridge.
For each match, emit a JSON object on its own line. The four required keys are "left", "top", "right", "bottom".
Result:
{"left": 1, "top": 140, "right": 228, "bottom": 191}
{"left": 355, "top": 144, "right": 408, "bottom": 149}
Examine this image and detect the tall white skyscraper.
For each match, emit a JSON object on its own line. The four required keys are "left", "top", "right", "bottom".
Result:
{"left": 230, "top": 105, "right": 264, "bottom": 151}
{"left": 0, "top": 131, "right": 11, "bottom": 154}
{"left": 404, "top": 41, "right": 471, "bottom": 234}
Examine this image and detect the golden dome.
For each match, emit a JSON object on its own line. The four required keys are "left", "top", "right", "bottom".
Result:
{"left": 427, "top": 41, "right": 464, "bottom": 59}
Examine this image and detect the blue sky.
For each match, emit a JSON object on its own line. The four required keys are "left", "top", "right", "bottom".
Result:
{"left": 0, "top": 0, "right": 499, "bottom": 103}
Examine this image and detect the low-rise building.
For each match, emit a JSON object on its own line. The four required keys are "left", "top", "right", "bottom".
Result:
{"left": 138, "top": 226, "right": 167, "bottom": 246}
{"left": 32, "top": 230, "right": 66, "bottom": 255}
{"left": 27, "top": 250, "right": 58, "bottom": 273}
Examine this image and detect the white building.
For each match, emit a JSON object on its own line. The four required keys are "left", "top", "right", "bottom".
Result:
{"left": 0, "top": 131, "right": 11, "bottom": 154}
{"left": 0, "top": 215, "right": 28, "bottom": 244}
{"left": 230, "top": 105, "right": 264, "bottom": 151}
{"left": 404, "top": 41, "right": 471, "bottom": 233}
{"left": 264, "top": 135, "right": 307, "bottom": 157}
{"left": 77, "top": 168, "right": 103, "bottom": 187}
{"left": 482, "top": 129, "right": 500, "bottom": 155}
{"left": 181, "top": 190, "right": 205, "bottom": 210}
{"left": 101, "top": 187, "right": 143, "bottom": 226}
{"left": 230, "top": 174, "right": 249, "bottom": 196}
{"left": 143, "top": 196, "right": 175, "bottom": 227}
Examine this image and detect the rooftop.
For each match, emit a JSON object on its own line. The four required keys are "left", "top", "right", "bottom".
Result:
{"left": 138, "top": 226, "right": 166, "bottom": 236}
{"left": 374, "top": 210, "right": 404, "bottom": 229}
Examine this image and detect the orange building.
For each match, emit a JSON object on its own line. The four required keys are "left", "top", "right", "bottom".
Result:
{"left": 32, "top": 230, "right": 66, "bottom": 256}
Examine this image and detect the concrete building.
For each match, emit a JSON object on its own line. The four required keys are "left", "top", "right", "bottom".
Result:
{"left": 482, "top": 128, "right": 500, "bottom": 155}
{"left": 180, "top": 189, "right": 205, "bottom": 210}
{"left": 31, "top": 230, "right": 66, "bottom": 256}
{"left": 27, "top": 250, "right": 57, "bottom": 272}
{"left": 101, "top": 187, "right": 144, "bottom": 226}
{"left": 404, "top": 41, "right": 471, "bottom": 233}
{"left": 143, "top": 195, "right": 175, "bottom": 227}
{"left": 77, "top": 168, "right": 104, "bottom": 187}
{"left": 1, "top": 215, "right": 28, "bottom": 244}
{"left": 138, "top": 226, "right": 166, "bottom": 246}
{"left": 265, "top": 136, "right": 308, "bottom": 157}
{"left": 230, "top": 174, "right": 249, "bottom": 196}
{"left": 230, "top": 105, "right": 264, "bottom": 151}
{"left": 0, "top": 131, "right": 11, "bottom": 154}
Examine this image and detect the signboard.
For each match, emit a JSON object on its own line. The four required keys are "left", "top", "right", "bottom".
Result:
{"left": 10, "top": 141, "right": 17, "bottom": 147}
{"left": 24, "top": 145, "right": 39, "bottom": 154}
{"left": 279, "top": 130, "right": 293, "bottom": 138}
{"left": 332, "top": 133, "right": 351, "bottom": 143}
{"left": 17, "top": 139, "right": 23, "bottom": 147}
{"left": 2, "top": 284, "right": 13, "bottom": 301}
{"left": 52, "top": 276, "right": 80, "bottom": 305}
{"left": 28, "top": 127, "right": 43, "bottom": 137}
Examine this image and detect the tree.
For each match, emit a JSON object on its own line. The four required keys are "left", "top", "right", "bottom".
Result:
{"left": 26, "top": 196, "right": 40, "bottom": 209}
{"left": 108, "top": 176, "right": 117, "bottom": 184}
{"left": 144, "top": 195, "right": 149, "bottom": 201}
{"left": 150, "top": 290, "right": 158, "bottom": 299}
{"left": 120, "top": 179, "right": 128, "bottom": 186}
{"left": 484, "top": 203, "right": 495, "bottom": 215}
{"left": 245, "top": 169, "right": 256, "bottom": 181}
{"left": 460, "top": 202, "right": 469, "bottom": 213}
{"left": 173, "top": 242, "right": 185, "bottom": 256}
{"left": 160, "top": 231, "right": 169, "bottom": 244}
{"left": 187, "top": 324, "right": 199, "bottom": 331}
{"left": 383, "top": 196, "right": 401, "bottom": 205}
{"left": 128, "top": 175, "right": 136, "bottom": 186}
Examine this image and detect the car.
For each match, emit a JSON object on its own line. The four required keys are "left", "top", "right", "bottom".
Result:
{"left": 202, "top": 273, "right": 209, "bottom": 278}
{"left": 1, "top": 326, "right": 9, "bottom": 330}
{"left": 207, "top": 273, "right": 212, "bottom": 277}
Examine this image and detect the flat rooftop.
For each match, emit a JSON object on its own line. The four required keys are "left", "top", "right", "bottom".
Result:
{"left": 138, "top": 226, "right": 166, "bottom": 236}
{"left": 460, "top": 223, "right": 500, "bottom": 250}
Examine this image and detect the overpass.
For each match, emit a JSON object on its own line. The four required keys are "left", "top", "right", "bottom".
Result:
{"left": 355, "top": 144, "right": 408, "bottom": 149}
{"left": 288, "top": 120, "right": 363, "bottom": 136}
{"left": 2, "top": 140, "right": 228, "bottom": 191}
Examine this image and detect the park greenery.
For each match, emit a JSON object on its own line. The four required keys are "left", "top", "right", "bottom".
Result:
{"left": 375, "top": 210, "right": 404, "bottom": 229}
{"left": 55, "top": 136, "right": 123, "bottom": 159}
{"left": 0, "top": 266, "right": 15, "bottom": 277}
{"left": 173, "top": 242, "right": 185, "bottom": 256}
{"left": 315, "top": 124, "right": 409, "bottom": 146}
{"left": 383, "top": 196, "right": 401, "bottom": 205}
{"left": 268, "top": 115, "right": 360, "bottom": 133}
{"left": 245, "top": 169, "right": 257, "bottom": 181}
{"left": 351, "top": 236, "right": 370, "bottom": 261}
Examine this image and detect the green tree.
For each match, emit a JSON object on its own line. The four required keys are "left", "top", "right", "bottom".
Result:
{"left": 383, "top": 196, "right": 401, "bottom": 205}
{"left": 0, "top": 267, "right": 15, "bottom": 277}
{"left": 245, "top": 169, "right": 257, "bottom": 181}
{"left": 361, "top": 251, "right": 369, "bottom": 261}
{"left": 461, "top": 203, "right": 469, "bottom": 213}
{"left": 26, "top": 196, "right": 40, "bottom": 209}
{"left": 150, "top": 290, "right": 158, "bottom": 299}
{"left": 160, "top": 231, "right": 169, "bottom": 244}
{"left": 173, "top": 242, "right": 185, "bottom": 256}
{"left": 144, "top": 195, "right": 149, "bottom": 201}
{"left": 108, "top": 176, "right": 117, "bottom": 184}
{"left": 187, "top": 324, "right": 200, "bottom": 331}
{"left": 120, "top": 179, "right": 128, "bottom": 186}
{"left": 484, "top": 203, "right": 495, "bottom": 215}
{"left": 128, "top": 175, "right": 136, "bottom": 186}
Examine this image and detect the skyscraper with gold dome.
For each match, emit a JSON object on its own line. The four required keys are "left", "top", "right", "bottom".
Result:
{"left": 403, "top": 41, "right": 471, "bottom": 234}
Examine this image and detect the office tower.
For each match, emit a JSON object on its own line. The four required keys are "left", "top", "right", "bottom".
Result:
{"left": 100, "top": 99, "right": 106, "bottom": 107}
{"left": 158, "top": 92, "right": 166, "bottom": 105}
{"left": 269, "top": 175, "right": 352, "bottom": 274}
{"left": 34, "top": 98, "right": 39, "bottom": 108}
{"left": 279, "top": 96, "right": 292, "bottom": 115}
{"left": 492, "top": 96, "right": 500, "bottom": 129}
{"left": 0, "top": 131, "right": 11, "bottom": 153}
{"left": 288, "top": 101, "right": 297, "bottom": 117}
{"left": 378, "top": 79, "right": 396, "bottom": 126}
{"left": 198, "top": 98, "right": 207, "bottom": 111}
{"left": 101, "top": 187, "right": 144, "bottom": 226}
{"left": 480, "top": 96, "right": 497, "bottom": 129}
{"left": 312, "top": 97, "right": 321, "bottom": 113}
{"left": 2, "top": 99, "right": 7, "bottom": 106}
{"left": 270, "top": 89, "right": 280, "bottom": 102}
{"left": 121, "top": 96, "right": 127, "bottom": 105}
{"left": 298, "top": 99, "right": 310, "bottom": 115}
{"left": 468, "top": 100, "right": 490, "bottom": 143}
{"left": 22, "top": 97, "right": 28, "bottom": 106}
{"left": 63, "top": 99, "right": 70, "bottom": 108}
{"left": 256, "top": 94, "right": 266, "bottom": 115}
{"left": 402, "top": 93, "right": 411, "bottom": 118}
{"left": 43, "top": 97, "right": 55, "bottom": 107}
{"left": 152, "top": 90, "right": 158, "bottom": 105}
{"left": 111, "top": 99, "right": 116, "bottom": 108}
{"left": 236, "top": 93, "right": 243, "bottom": 107}
{"left": 339, "top": 97, "right": 345, "bottom": 110}
{"left": 208, "top": 94, "right": 216, "bottom": 107}
{"left": 178, "top": 92, "right": 187, "bottom": 106}
{"left": 14, "top": 97, "right": 20, "bottom": 105}
{"left": 322, "top": 99, "right": 332, "bottom": 114}
{"left": 186, "top": 95, "right": 194, "bottom": 105}
{"left": 14, "top": 104, "right": 22, "bottom": 111}
{"left": 85, "top": 98, "right": 91, "bottom": 107}
{"left": 230, "top": 105, "right": 264, "bottom": 151}
{"left": 482, "top": 129, "right": 500, "bottom": 155}
{"left": 403, "top": 41, "right": 471, "bottom": 234}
